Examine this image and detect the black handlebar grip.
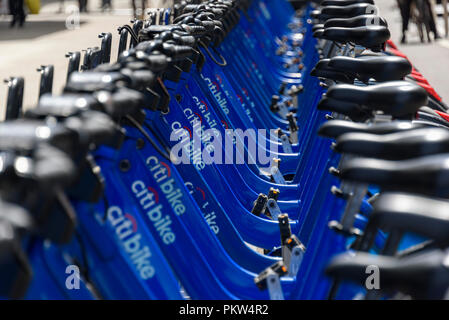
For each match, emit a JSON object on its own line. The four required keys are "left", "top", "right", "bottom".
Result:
{"left": 143, "top": 54, "right": 172, "bottom": 72}
{"left": 104, "top": 88, "right": 144, "bottom": 119}
{"left": 135, "top": 40, "right": 164, "bottom": 53}
{"left": 162, "top": 43, "right": 195, "bottom": 60}
{"left": 122, "top": 68, "right": 157, "bottom": 89}
{"left": 198, "top": 20, "right": 216, "bottom": 32}
{"left": 181, "top": 24, "right": 207, "bottom": 36}
{"left": 65, "top": 71, "right": 129, "bottom": 92}
{"left": 182, "top": 4, "right": 201, "bottom": 13}
{"left": 33, "top": 145, "right": 77, "bottom": 185}
{"left": 172, "top": 33, "right": 197, "bottom": 46}
{"left": 138, "top": 25, "right": 183, "bottom": 41}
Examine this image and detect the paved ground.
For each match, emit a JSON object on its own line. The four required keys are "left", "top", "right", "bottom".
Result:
{"left": 376, "top": 0, "right": 449, "bottom": 102}
{"left": 0, "top": 0, "right": 448, "bottom": 117}
{"left": 0, "top": 0, "right": 171, "bottom": 118}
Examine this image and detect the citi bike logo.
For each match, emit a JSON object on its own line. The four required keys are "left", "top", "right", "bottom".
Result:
{"left": 107, "top": 206, "right": 156, "bottom": 280}
{"left": 238, "top": 87, "right": 255, "bottom": 123}
{"left": 168, "top": 70, "right": 279, "bottom": 168}
{"left": 191, "top": 96, "right": 220, "bottom": 131}
{"left": 202, "top": 74, "right": 230, "bottom": 115}
{"left": 180, "top": 105, "right": 221, "bottom": 171}
{"left": 130, "top": 156, "right": 186, "bottom": 245}
{"left": 185, "top": 181, "right": 220, "bottom": 235}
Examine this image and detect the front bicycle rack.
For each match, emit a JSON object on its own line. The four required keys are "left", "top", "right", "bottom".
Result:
{"left": 66, "top": 51, "right": 81, "bottom": 81}
{"left": 37, "top": 65, "right": 54, "bottom": 98}
{"left": 4, "top": 77, "right": 24, "bottom": 120}
{"left": 81, "top": 47, "right": 103, "bottom": 71}
{"left": 99, "top": 32, "right": 112, "bottom": 65}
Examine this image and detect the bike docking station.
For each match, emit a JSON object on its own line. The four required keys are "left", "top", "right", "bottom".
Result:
{"left": 1, "top": 0, "right": 449, "bottom": 315}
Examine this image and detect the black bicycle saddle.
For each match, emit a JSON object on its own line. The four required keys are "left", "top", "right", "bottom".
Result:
{"left": 340, "top": 154, "right": 449, "bottom": 197}
{"left": 0, "top": 120, "right": 78, "bottom": 156}
{"left": 326, "top": 81, "right": 428, "bottom": 118}
{"left": 318, "top": 120, "right": 426, "bottom": 139}
{"left": 335, "top": 128, "right": 449, "bottom": 160}
{"left": 312, "top": 24, "right": 324, "bottom": 32}
{"left": 31, "top": 94, "right": 124, "bottom": 149}
{"left": 310, "top": 59, "right": 355, "bottom": 83}
{"left": 320, "top": 3, "right": 375, "bottom": 20}
{"left": 368, "top": 192, "right": 449, "bottom": 246}
{"left": 322, "top": 26, "right": 390, "bottom": 50}
{"left": 321, "top": 0, "right": 374, "bottom": 6}
{"left": 0, "top": 143, "right": 78, "bottom": 241}
{"left": 317, "top": 97, "right": 372, "bottom": 122}
{"left": 0, "top": 144, "right": 77, "bottom": 189}
{"left": 325, "top": 249, "right": 449, "bottom": 299}
{"left": 324, "top": 15, "right": 388, "bottom": 29}
{"left": 65, "top": 71, "right": 129, "bottom": 92}
{"left": 313, "top": 29, "right": 325, "bottom": 39}
{"left": 311, "top": 9, "right": 321, "bottom": 20}
{"left": 328, "top": 56, "right": 412, "bottom": 83}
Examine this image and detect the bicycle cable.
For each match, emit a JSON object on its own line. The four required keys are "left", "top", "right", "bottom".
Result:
{"left": 125, "top": 114, "right": 172, "bottom": 161}
{"left": 198, "top": 40, "right": 227, "bottom": 67}
{"left": 117, "top": 25, "right": 139, "bottom": 45}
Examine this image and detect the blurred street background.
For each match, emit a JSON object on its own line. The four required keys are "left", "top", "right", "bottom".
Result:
{"left": 376, "top": 0, "right": 449, "bottom": 102}
{"left": 0, "top": 0, "right": 172, "bottom": 115}
{"left": 0, "top": 0, "right": 448, "bottom": 115}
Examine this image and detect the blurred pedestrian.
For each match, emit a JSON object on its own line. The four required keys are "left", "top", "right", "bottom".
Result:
{"left": 427, "top": 0, "right": 441, "bottom": 39}
{"left": 59, "top": 0, "right": 88, "bottom": 13}
{"left": 0, "top": 0, "right": 5, "bottom": 16}
{"left": 9, "top": 0, "right": 25, "bottom": 27}
{"left": 102, "top": 0, "right": 112, "bottom": 11}
{"left": 397, "top": 0, "right": 440, "bottom": 43}
{"left": 58, "top": 0, "right": 65, "bottom": 13}
{"left": 132, "top": 0, "right": 148, "bottom": 18}
{"left": 79, "top": 0, "right": 88, "bottom": 12}
{"left": 397, "top": 0, "right": 411, "bottom": 43}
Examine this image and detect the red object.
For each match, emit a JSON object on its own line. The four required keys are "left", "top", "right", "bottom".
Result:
{"left": 411, "top": 74, "right": 430, "bottom": 85}
{"left": 386, "top": 40, "right": 398, "bottom": 50}
{"left": 386, "top": 41, "right": 443, "bottom": 102}
{"left": 435, "top": 110, "right": 449, "bottom": 122}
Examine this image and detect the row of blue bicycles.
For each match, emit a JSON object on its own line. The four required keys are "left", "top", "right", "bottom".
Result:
{"left": 2, "top": 0, "right": 449, "bottom": 300}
